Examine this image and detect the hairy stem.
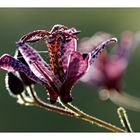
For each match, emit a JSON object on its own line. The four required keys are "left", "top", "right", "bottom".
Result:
{"left": 59, "top": 99, "right": 125, "bottom": 132}
{"left": 21, "top": 85, "right": 75, "bottom": 117}
{"left": 21, "top": 86, "right": 125, "bottom": 132}
{"left": 117, "top": 107, "right": 133, "bottom": 132}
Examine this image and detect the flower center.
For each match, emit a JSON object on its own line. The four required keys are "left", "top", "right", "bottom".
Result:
{"left": 47, "top": 34, "right": 65, "bottom": 81}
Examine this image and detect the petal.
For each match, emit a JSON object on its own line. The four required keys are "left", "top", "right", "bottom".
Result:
{"left": 78, "top": 33, "right": 112, "bottom": 86}
{"left": 15, "top": 50, "right": 36, "bottom": 86}
{"left": 79, "top": 38, "right": 118, "bottom": 90}
{"left": 90, "top": 37, "right": 117, "bottom": 64}
{"left": 17, "top": 41, "right": 62, "bottom": 89}
{"left": 61, "top": 38, "right": 77, "bottom": 73}
{"left": 0, "top": 54, "right": 45, "bottom": 85}
{"left": 78, "top": 32, "right": 112, "bottom": 53}
{"left": 20, "top": 30, "right": 50, "bottom": 43}
{"left": 60, "top": 51, "right": 90, "bottom": 103}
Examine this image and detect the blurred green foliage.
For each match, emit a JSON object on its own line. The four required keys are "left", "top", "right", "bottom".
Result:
{"left": 0, "top": 8, "right": 140, "bottom": 132}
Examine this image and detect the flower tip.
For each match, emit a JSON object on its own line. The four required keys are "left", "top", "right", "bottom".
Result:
{"left": 111, "top": 37, "right": 118, "bottom": 43}
{"left": 72, "top": 30, "right": 81, "bottom": 35}
{"left": 16, "top": 40, "right": 24, "bottom": 48}
{"left": 117, "top": 107, "right": 126, "bottom": 114}
{"left": 0, "top": 54, "right": 11, "bottom": 64}
{"left": 0, "top": 53, "right": 10, "bottom": 58}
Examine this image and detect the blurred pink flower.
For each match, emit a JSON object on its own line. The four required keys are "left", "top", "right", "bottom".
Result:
{"left": 79, "top": 31, "right": 139, "bottom": 92}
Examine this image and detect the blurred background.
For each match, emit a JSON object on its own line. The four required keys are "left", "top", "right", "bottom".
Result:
{"left": 0, "top": 8, "right": 140, "bottom": 132}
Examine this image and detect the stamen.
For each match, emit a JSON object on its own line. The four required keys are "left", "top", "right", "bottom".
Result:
{"left": 47, "top": 38, "right": 64, "bottom": 81}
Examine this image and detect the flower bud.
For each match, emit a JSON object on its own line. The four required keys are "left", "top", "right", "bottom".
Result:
{"left": 5, "top": 72, "right": 24, "bottom": 97}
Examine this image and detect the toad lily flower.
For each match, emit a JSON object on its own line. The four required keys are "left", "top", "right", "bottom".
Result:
{"left": 79, "top": 31, "right": 140, "bottom": 111}
{"left": 0, "top": 25, "right": 117, "bottom": 104}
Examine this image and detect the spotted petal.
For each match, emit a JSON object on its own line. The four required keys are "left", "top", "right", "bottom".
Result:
{"left": 78, "top": 32, "right": 112, "bottom": 53}
{"left": 60, "top": 51, "right": 90, "bottom": 102}
{"left": 15, "top": 50, "right": 36, "bottom": 86}
{"left": 0, "top": 54, "right": 45, "bottom": 85}
{"left": 90, "top": 37, "right": 118, "bottom": 64}
{"left": 17, "top": 41, "right": 62, "bottom": 89}
{"left": 80, "top": 38, "right": 118, "bottom": 90}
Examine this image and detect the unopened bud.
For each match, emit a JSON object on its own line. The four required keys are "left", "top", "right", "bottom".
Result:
{"left": 5, "top": 72, "right": 24, "bottom": 97}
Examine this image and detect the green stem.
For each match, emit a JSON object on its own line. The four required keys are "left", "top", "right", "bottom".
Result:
{"left": 21, "top": 85, "right": 75, "bottom": 117}
{"left": 117, "top": 107, "right": 133, "bottom": 132}
{"left": 59, "top": 99, "right": 125, "bottom": 132}
{"left": 21, "top": 86, "right": 125, "bottom": 132}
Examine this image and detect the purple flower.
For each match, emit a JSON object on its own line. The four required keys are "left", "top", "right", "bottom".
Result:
{"left": 79, "top": 31, "right": 139, "bottom": 92}
{"left": 0, "top": 25, "right": 117, "bottom": 103}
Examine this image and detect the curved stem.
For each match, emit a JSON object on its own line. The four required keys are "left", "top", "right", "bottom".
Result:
{"left": 22, "top": 85, "right": 75, "bottom": 117}
{"left": 117, "top": 107, "right": 133, "bottom": 132}
{"left": 59, "top": 99, "right": 125, "bottom": 132}
{"left": 21, "top": 86, "right": 125, "bottom": 132}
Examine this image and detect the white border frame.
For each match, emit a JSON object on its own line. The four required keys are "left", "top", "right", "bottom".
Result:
{"left": 0, "top": 0, "right": 140, "bottom": 7}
